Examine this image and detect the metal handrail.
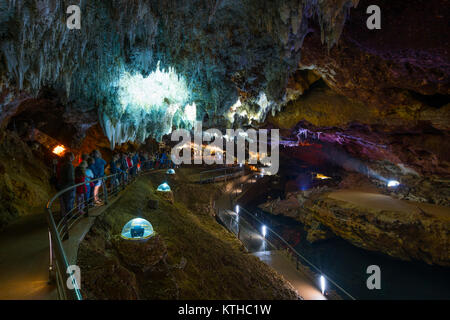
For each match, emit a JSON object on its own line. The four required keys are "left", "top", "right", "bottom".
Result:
{"left": 237, "top": 206, "right": 356, "bottom": 300}
{"left": 216, "top": 175, "right": 355, "bottom": 299}
{"left": 46, "top": 159, "right": 157, "bottom": 300}
{"left": 198, "top": 165, "right": 244, "bottom": 183}
{"left": 199, "top": 165, "right": 242, "bottom": 175}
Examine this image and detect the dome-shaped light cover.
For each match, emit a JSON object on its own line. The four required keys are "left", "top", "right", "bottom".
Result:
{"left": 166, "top": 169, "right": 175, "bottom": 175}
{"left": 121, "top": 218, "right": 154, "bottom": 240}
{"left": 157, "top": 182, "right": 171, "bottom": 192}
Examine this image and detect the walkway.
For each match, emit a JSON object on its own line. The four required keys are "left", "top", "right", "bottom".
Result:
{"left": 0, "top": 196, "right": 123, "bottom": 300}
{"left": 215, "top": 185, "right": 326, "bottom": 300}
{"left": 0, "top": 169, "right": 161, "bottom": 300}
{"left": 0, "top": 213, "right": 56, "bottom": 299}
{"left": 253, "top": 251, "right": 325, "bottom": 300}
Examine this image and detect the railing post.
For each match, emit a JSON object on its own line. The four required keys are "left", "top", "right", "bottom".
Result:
{"left": 48, "top": 228, "right": 55, "bottom": 284}
{"left": 102, "top": 178, "right": 108, "bottom": 205}
{"left": 62, "top": 213, "right": 69, "bottom": 240}
{"left": 85, "top": 191, "right": 89, "bottom": 216}
{"left": 237, "top": 222, "right": 240, "bottom": 240}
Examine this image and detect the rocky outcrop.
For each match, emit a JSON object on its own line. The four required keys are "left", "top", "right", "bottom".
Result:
{"left": 307, "top": 195, "right": 450, "bottom": 266}
{"left": 259, "top": 188, "right": 336, "bottom": 243}
{"left": 78, "top": 173, "right": 300, "bottom": 299}
{"left": 112, "top": 235, "right": 168, "bottom": 273}
{"left": 0, "top": 131, "right": 53, "bottom": 229}
{"left": 259, "top": 186, "right": 450, "bottom": 266}
{"left": 267, "top": 0, "right": 450, "bottom": 179}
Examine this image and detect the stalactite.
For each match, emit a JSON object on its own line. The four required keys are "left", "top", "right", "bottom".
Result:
{"left": 1, "top": 0, "right": 358, "bottom": 145}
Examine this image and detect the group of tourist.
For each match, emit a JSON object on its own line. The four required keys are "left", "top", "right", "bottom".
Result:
{"left": 54, "top": 149, "right": 175, "bottom": 218}
{"left": 56, "top": 149, "right": 107, "bottom": 217}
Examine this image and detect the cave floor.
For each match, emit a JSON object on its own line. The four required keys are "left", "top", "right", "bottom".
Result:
{"left": 327, "top": 190, "right": 450, "bottom": 220}
{"left": 0, "top": 182, "right": 131, "bottom": 299}
{"left": 253, "top": 251, "right": 326, "bottom": 300}
{"left": 0, "top": 213, "right": 56, "bottom": 300}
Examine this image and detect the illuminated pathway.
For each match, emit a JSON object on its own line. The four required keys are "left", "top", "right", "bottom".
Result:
{"left": 215, "top": 191, "right": 326, "bottom": 300}
{"left": 0, "top": 186, "right": 127, "bottom": 299}
{"left": 253, "top": 251, "right": 326, "bottom": 300}
{"left": 0, "top": 213, "right": 56, "bottom": 299}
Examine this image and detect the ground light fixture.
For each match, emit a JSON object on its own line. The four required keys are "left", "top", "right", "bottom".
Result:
{"left": 166, "top": 168, "right": 175, "bottom": 174}
{"left": 387, "top": 180, "right": 400, "bottom": 187}
{"left": 262, "top": 225, "right": 267, "bottom": 238}
{"left": 120, "top": 218, "right": 154, "bottom": 240}
{"left": 320, "top": 275, "right": 326, "bottom": 295}
{"left": 157, "top": 182, "right": 171, "bottom": 192}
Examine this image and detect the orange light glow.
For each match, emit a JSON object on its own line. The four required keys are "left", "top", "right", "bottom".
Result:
{"left": 316, "top": 173, "right": 331, "bottom": 180}
{"left": 52, "top": 145, "right": 66, "bottom": 156}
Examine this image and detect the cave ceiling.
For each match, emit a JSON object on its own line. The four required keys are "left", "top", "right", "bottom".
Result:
{"left": 0, "top": 0, "right": 448, "bottom": 163}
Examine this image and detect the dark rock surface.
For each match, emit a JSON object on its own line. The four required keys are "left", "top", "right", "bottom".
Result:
{"left": 258, "top": 184, "right": 450, "bottom": 266}
{"left": 78, "top": 172, "right": 300, "bottom": 299}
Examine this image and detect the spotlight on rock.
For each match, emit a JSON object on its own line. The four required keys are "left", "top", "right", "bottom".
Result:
{"left": 120, "top": 218, "right": 154, "bottom": 241}
{"left": 157, "top": 182, "right": 171, "bottom": 192}
{"left": 166, "top": 169, "right": 175, "bottom": 175}
{"left": 387, "top": 180, "right": 400, "bottom": 187}
{"left": 52, "top": 145, "right": 66, "bottom": 156}
{"left": 316, "top": 173, "right": 331, "bottom": 180}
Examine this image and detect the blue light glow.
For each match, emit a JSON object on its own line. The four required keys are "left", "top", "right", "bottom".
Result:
{"left": 387, "top": 180, "right": 400, "bottom": 187}
{"left": 157, "top": 182, "right": 171, "bottom": 192}
{"left": 166, "top": 169, "right": 175, "bottom": 175}
{"left": 320, "top": 275, "right": 326, "bottom": 295}
{"left": 103, "top": 62, "right": 197, "bottom": 147}
{"left": 262, "top": 225, "right": 267, "bottom": 237}
{"left": 121, "top": 218, "right": 154, "bottom": 240}
{"left": 118, "top": 62, "right": 190, "bottom": 113}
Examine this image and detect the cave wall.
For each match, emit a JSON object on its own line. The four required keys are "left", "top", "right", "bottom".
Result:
{"left": 270, "top": 0, "right": 449, "bottom": 177}
{"left": 1, "top": 0, "right": 359, "bottom": 146}
{"left": 0, "top": 130, "right": 53, "bottom": 229}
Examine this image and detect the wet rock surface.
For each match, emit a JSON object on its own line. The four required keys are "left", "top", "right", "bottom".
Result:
{"left": 0, "top": 131, "right": 53, "bottom": 229}
{"left": 307, "top": 195, "right": 450, "bottom": 266}
{"left": 259, "top": 178, "right": 450, "bottom": 266}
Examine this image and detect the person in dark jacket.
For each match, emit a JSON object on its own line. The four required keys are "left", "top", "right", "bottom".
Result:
{"left": 109, "top": 154, "right": 122, "bottom": 193}
{"left": 131, "top": 152, "right": 139, "bottom": 176}
{"left": 92, "top": 150, "right": 106, "bottom": 205}
{"left": 59, "top": 152, "right": 75, "bottom": 216}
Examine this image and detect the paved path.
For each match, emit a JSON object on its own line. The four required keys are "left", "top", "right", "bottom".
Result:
{"left": 253, "top": 250, "right": 325, "bottom": 300}
{"left": 0, "top": 202, "right": 113, "bottom": 300}
{"left": 215, "top": 180, "right": 326, "bottom": 300}
{"left": 0, "top": 173, "right": 154, "bottom": 299}
{"left": 0, "top": 213, "right": 57, "bottom": 299}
